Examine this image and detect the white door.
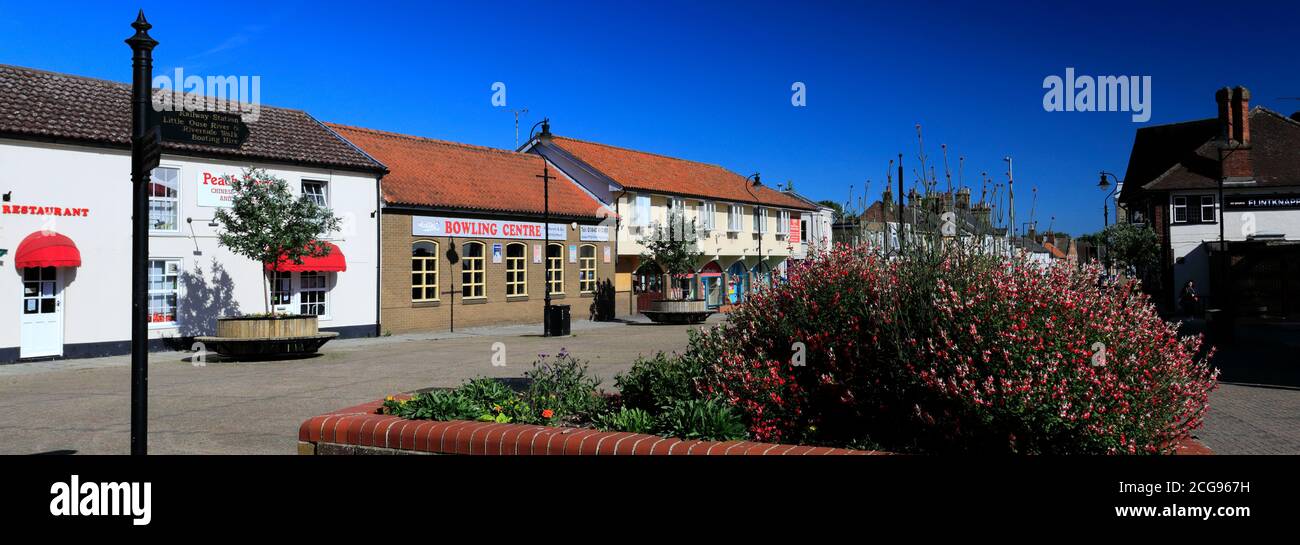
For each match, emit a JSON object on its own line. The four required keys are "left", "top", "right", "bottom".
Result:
{"left": 20, "top": 266, "right": 63, "bottom": 358}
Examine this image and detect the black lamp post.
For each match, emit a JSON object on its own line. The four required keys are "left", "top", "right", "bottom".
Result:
{"left": 126, "top": 10, "right": 158, "bottom": 456}
{"left": 1097, "top": 171, "right": 1121, "bottom": 227}
{"left": 742, "top": 173, "right": 765, "bottom": 288}
{"left": 530, "top": 119, "right": 555, "bottom": 335}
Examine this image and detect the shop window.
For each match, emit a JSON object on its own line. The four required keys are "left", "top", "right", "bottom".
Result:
{"left": 299, "top": 272, "right": 328, "bottom": 316}
{"left": 147, "top": 259, "right": 180, "bottom": 325}
{"left": 462, "top": 242, "right": 485, "bottom": 299}
{"left": 149, "top": 167, "right": 180, "bottom": 232}
{"left": 1199, "top": 195, "right": 1216, "bottom": 223}
{"left": 579, "top": 244, "right": 597, "bottom": 293}
{"left": 547, "top": 243, "right": 565, "bottom": 295}
{"left": 302, "top": 180, "right": 329, "bottom": 208}
{"left": 506, "top": 243, "right": 527, "bottom": 296}
{"left": 412, "top": 241, "right": 439, "bottom": 302}
{"left": 271, "top": 271, "right": 293, "bottom": 307}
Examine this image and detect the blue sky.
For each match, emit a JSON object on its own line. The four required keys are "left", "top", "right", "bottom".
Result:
{"left": 3, "top": 0, "right": 1299, "bottom": 235}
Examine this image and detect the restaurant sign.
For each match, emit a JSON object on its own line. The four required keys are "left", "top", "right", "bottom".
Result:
{"left": 1223, "top": 194, "right": 1300, "bottom": 211}
{"left": 412, "top": 215, "right": 566, "bottom": 241}
{"left": 157, "top": 110, "right": 249, "bottom": 149}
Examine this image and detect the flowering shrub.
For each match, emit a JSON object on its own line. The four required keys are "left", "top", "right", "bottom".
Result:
{"left": 696, "top": 243, "right": 1218, "bottom": 454}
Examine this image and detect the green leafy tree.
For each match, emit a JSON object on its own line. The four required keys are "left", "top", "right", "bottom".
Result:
{"left": 1100, "top": 222, "right": 1159, "bottom": 278}
{"left": 638, "top": 208, "right": 703, "bottom": 300}
{"left": 818, "top": 199, "right": 845, "bottom": 222}
{"left": 213, "top": 168, "right": 342, "bottom": 314}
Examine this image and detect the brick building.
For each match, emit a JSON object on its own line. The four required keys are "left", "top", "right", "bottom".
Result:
{"left": 1118, "top": 87, "right": 1300, "bottom": 317}
{"left": 329, "top": 124, "right": 616, "bottom": 334}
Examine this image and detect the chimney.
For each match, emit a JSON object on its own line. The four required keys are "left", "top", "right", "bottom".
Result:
{"left": 1291, "top": 111, "right": 1300, "bottom": 123}
{"left": 955, "top": 187, "right": 971, "bottom": 211}
{"left": 1217, "top": 86, "right": 1253, "bottom": 179}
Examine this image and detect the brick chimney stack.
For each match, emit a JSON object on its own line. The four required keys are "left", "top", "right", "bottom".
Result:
{"left": 1217, "top": 86, "right": 1253, "bottom": 179}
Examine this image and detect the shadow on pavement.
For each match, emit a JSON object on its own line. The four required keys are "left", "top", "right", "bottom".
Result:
{"left": 1183, "top": 318, "right": 1300, "bottom": 389}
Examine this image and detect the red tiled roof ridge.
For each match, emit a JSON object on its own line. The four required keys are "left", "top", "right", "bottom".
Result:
{"left": 326, "top": 123, "right": 528, "bottom": 160}
{"left": 551, "top": 135, "right": 739, "bottom": 176}
{"left": 0, "top": 62, "right": 307, "bottom": 116}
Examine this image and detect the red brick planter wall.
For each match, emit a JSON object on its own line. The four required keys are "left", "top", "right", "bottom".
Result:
{"left": 297, "top": 398, "right": 881, "bottom": 456}
{"left": 298, "top": 397, "right": 1212, "bottom": 455}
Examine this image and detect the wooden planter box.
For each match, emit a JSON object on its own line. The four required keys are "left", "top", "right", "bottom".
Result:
{"left": 217, "top": 315, "right": 320, "bottom": 338}
{"left": 196, "top": 315, "right": 337, "bottom": 359}
{"left": 641, "top": 299, "right": 714, "bottom": 324}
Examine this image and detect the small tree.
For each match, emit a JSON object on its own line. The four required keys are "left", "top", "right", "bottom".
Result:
{"left": 1100, "top": 222, "right": 1159, "bottom": 279}
{"left": 639, "top": 208, "right": 703, "bottom": 300}
{"left": 213, "top": 168, "right": 342, "bottom": 315}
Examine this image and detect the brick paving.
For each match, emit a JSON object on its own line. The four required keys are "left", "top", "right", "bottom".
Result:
{"left": 2, "top": 314, "right": 1295, "bottom": 455}
{"left": 0, "top": 315, "right": 711, "bottom": 455}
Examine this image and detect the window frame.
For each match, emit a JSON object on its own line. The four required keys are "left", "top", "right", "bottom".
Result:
{"left": 412, "top": 240, "right": 440, "bottom": 302}
{"left": 461, "top": 241, "right": 486, "bottom": 299}
{"left": 579, "top": 244, "right": 597, "bottom": 293}
{"left": 147, "top": 258, "right": 181, "bottom": 327}
{"left": 1172, "top": 196, "right": 1189, "bottom": 223}
{"left": 298, "top": 271, "right": 330, "bottom": 318}
{"left": 700, "top": 201, "right": 716, "bottom": 231}
{"left": 301, "top": 179, "right": 329, "bottom": 209}
{"left": 1199, "top": 195, "right": 1217, "bottom": 223}
{"left": 634, "top": 193, "right": 652, "bottom": 227}
{"left": 505, "top": 242, "right": 528, "bottom": 297}
{"left": 148, "top": 166, "right": 182, "bottom": 234}
{"left": 546, "top": 243, "right": 565, "bottom": 295}
{"left": 728, "top": 204, "right": 743, "bottom": 232}
{"left": 777, "top": 209, "right": 790, "bottom": 234}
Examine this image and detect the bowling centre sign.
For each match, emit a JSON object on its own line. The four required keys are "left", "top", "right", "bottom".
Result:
{"left": 412, "top": 215, "right": 610, "bottom": 241}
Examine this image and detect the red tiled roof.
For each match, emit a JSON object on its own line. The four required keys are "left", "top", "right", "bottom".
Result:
{"left": 549, "top": 136, "right": 816, "bottom": 210}
{"left": 328, "top": 124, "right": 607, "bottom": 219}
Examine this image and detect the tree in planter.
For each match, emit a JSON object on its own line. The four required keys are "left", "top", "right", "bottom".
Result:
{"left": 639, "top": 208, "right": 703, "bottom": 300}
{"left": 213, "top": 168, "right": 342, "bottom": 315}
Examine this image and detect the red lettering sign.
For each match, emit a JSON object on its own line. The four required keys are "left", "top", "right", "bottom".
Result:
{"left": 1, "top": 204, "right": 89, "bottom": 218}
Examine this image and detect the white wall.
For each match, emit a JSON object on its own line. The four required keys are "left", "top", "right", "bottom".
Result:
{"left": 615, "top": 193, "right": 803, "bottom": 264}
{"left": 1168, "top": 188, "right": 1300, "bottom": 303}
{"left": 0, "top": 139, "right": 379, "bottom": 355}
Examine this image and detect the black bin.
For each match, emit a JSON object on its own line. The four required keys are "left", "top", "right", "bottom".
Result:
{"left": 545, "top": 304, "right": 571, "bottom": 336}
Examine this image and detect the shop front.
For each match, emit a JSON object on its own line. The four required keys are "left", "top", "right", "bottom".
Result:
{"left": 0, "top": 64, "right": 385, "bottom": 362}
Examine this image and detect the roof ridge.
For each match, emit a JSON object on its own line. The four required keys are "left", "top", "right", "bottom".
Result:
{"left": 552, "top": 135, "right": 737, "bottom": 174}
{"left": 328, "top": 123, "right": 536, "bottom": 160}
{"left": 0, "top": 62, "right": 305, "bottom": 115}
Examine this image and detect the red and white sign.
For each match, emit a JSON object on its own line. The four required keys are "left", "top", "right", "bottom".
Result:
{"left": 412, "top": 215, "right": 566, "bottom": 241}
{"left": 197, "top": 172, "right": 236, "bottom": 207}
{"left": 788, "top": 217, "right": 801, "bottom": 244}
{"left": 2, "top": 204, "right": 90, "bottom": 217}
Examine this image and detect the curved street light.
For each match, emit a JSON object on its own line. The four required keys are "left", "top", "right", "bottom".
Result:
{"left": 1097, "top": 171, "right": 1121, "bottom": 227}
{"left": 741, "top": 173, "right": 767, "bottom": 289}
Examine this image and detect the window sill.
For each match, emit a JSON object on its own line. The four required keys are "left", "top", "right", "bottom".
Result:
{"left": 412, "top": 300, "right": 441, "bottom": 308}
{"left": 148, "top": 323, "right": 178, "bottom": 330}
{"left": 461, "top": 297, "right": 488, "bottom": 305}
{"left": 506, "top": 295, "right": 529, "bottom": 301}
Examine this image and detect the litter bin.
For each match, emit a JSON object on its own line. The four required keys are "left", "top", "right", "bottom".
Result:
{"left": 545, "top": 304, "right": 571, "bottom": 337}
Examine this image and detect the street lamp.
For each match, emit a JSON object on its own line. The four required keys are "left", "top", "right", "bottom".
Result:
{"left": 529, "top": 118, "right": 556, "bottom": 335}
{"left": 1097, "top": 171, "right": 1121, "bottom": 227}
{"left": 742, "top": 173, "right": 766, "bottom": 289}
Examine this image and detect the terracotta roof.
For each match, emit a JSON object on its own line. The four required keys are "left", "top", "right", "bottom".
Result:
{"left": 0, "top": 64, "right": 385, "bottom": 173}
{"left": 548, "top": 136, "right": 817, "bottom": 210}
{"left": 328, "top": 124, "right": 608, "bottom": 218}
{"left": 1120, "top": 108, "right": 1300, "bottom": 200}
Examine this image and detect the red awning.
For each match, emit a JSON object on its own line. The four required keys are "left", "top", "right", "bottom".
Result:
{"left": 265, "top": 241, "right": 347, "bottom": 272}
{"left": 14, "top": 231, "right": 81, "bottom": 268}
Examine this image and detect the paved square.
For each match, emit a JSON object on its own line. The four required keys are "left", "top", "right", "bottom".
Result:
{"left": 0, "top": 317, "right": 714, "bottom": 455}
